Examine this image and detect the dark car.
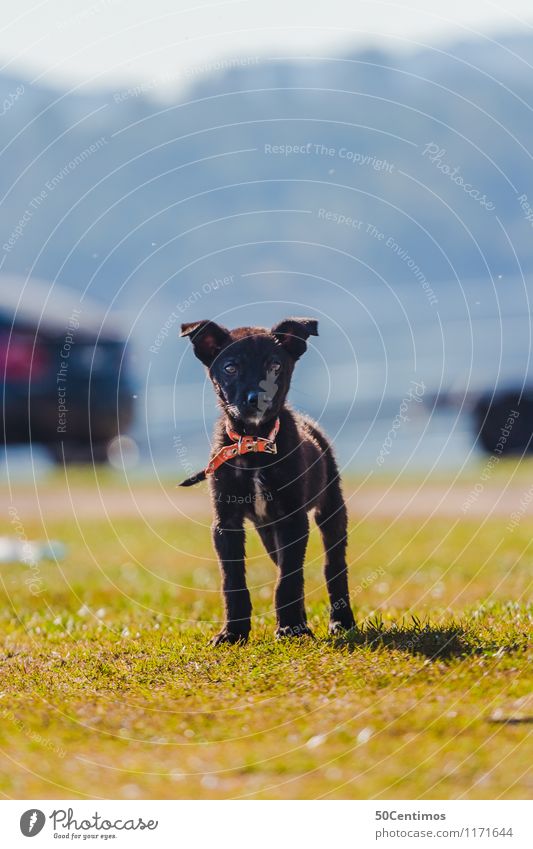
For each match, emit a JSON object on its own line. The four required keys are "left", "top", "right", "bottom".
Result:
{"left": 472, "top": 389, "right": 533, "bottom": 456}
{"left": 1, "top": 276, "right": 134, "bottom": 462}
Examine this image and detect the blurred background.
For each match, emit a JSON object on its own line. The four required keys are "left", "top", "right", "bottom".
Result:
{"left": 2, "top": 0, "right": 533, "bottom": 478}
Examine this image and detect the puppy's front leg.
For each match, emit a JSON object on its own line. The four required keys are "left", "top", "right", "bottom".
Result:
{"left": 274, "top": 512, "right": 313, "bottom": 638}
{"left": 212, "top": 509, "right": 251, "bottom": 645}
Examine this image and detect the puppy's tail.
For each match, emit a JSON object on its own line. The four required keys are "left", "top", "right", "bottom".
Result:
{"left": 179, "top": 470, "right": 206, "bottom": 487}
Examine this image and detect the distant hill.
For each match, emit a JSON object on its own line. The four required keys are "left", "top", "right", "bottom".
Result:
{"left": 2, "top": 32, "right": 533, "bottom": 453}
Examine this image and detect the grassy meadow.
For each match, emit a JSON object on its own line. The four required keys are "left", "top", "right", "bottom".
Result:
{"left": 0, "top": 470, "right": 531, "bottom": 799}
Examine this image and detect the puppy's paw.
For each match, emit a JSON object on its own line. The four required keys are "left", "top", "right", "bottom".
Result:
{"left": 211, "top": 629, "right": 249, "bottom": 646}
{"left": 329, "top": 617, "right": 356, "bottom": 636}
{"left": 275, "top": 623, "right": 315, "bottom": 640}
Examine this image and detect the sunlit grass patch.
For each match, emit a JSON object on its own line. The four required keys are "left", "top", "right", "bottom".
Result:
{"left": 0, "top": 504, "right": 531, "bottom": 799}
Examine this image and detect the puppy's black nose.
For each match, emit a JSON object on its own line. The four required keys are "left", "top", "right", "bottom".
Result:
{"left": 246, "top": 390, "right": 259, "bottom": 408}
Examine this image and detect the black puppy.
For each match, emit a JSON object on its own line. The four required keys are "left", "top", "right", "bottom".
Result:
{"left": 180, "top": 317, "right": 355, "bottom": 644}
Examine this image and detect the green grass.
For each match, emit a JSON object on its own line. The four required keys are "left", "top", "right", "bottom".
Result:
{"left": 0, "top": 499, "right": 531, "bottom": 799}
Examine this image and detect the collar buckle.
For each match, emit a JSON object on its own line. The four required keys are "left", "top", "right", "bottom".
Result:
{"left": 202, "top": 416, "right": 281, "bottom": 476}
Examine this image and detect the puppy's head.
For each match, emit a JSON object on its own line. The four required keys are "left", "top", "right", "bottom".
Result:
{"left": 180, "top": 317, "right": 318, "bottom": 427}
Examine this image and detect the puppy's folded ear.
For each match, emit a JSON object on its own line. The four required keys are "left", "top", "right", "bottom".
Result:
{"left": 271, "top": 317, "right": 319, "bottom": 360}
{"left": 180, "top": 320, "right": 231, "bottom": 366}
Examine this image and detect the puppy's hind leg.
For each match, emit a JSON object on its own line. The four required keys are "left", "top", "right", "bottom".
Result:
{"left": 315, "top": 480, "right": 355, "bottom": 634}
{"left": 274, "top": 512, "right": 313, "bottom": 638}
{"left": 255, "top": 523, "right": 278, "bottom": 565}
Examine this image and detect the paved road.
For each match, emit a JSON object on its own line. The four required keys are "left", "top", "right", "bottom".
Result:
{"left": 3, "top": 478, "right": 532, "bottom": 523}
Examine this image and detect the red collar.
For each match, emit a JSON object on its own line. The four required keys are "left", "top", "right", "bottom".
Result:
{"left": 205, "top": 417, "right": 280, "bottom": 476}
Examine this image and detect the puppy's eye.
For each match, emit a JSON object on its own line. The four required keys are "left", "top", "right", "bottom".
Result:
{"left": 223, "top": 362, "right": 237, "bottom": 375}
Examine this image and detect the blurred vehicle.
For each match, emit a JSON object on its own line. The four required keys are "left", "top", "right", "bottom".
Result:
{"left": 472, "top": 390, "right": 533, "bottom": 456}
{"left": 1, "top": 276, "right": 134, "bottom": 463}
{"left": 428, "top": 386, "right": 533, "bottom": 457}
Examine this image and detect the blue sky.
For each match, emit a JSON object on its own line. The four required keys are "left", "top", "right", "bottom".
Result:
{"left": 1, "top": 0, "right": 532, "bottom": 91}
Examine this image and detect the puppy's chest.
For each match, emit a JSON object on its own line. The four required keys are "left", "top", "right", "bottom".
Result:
{"left": 232, "top": 462, "right": 277, "bottom": 519}
{"left": 250, "top": 472, "right": 272, "bottom": 520}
